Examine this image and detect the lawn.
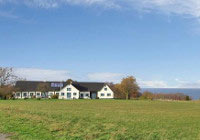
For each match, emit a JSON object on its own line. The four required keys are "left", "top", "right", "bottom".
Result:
{"left": 0, "top": 100, "right": 200, "bottom": 140}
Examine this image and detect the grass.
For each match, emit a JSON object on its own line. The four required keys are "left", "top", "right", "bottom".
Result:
{"left": 0, "top": 100, "right": 200, "bottom": 140}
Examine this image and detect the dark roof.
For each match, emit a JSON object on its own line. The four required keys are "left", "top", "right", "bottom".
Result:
{"left": 72, "top": 82, "right": 105, "bottom": 92}
{"left": 15, "top": 81, "right": 106, "bottom": 92}
{"left": 15, "top": 81, "right": 67, "bottom": 91}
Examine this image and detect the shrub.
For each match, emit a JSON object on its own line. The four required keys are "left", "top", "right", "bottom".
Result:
{"left": 140, "top": 91, "right": 153, "bottom": 100}
{"left": 31, "top": 95, "right": 36, "bottom": 99}
{"left": 186, "top": 96, "right": 191, "bottom": 101}
{"left": 140, "top": 91, "right": 191, "bottom": 101}
{"left": 51, "top": 94, "right": 59, "bottom": 99}
{"left": 37, "top": 98, "right": 41, "bottom": 100}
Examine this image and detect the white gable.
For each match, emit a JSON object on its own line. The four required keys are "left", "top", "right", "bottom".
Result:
{"left": 59, "top": 84, "right": 80, "bottom": 99}
{"left": 97, "top": 85, "right": 114, "bottom": 99}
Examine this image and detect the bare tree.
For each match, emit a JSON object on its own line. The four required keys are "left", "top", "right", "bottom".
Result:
{"left": 0, "top": 67, "right": 22, "bottom": 86}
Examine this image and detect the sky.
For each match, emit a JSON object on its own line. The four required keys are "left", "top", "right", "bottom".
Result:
{"left": 1, "top": 0, "right": 200, "bottom": 88}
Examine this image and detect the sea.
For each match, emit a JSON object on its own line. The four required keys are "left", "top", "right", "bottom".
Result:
{"left": 141, "top": 88, "right": 200, "bottom": 100}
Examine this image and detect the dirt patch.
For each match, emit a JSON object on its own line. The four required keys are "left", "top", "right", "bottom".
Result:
{"left": 0, "top": 134, "right": 10, "bottom": 140}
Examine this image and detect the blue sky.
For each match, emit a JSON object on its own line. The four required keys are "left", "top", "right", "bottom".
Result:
{"left": 1, "top": 0, "right": 200, "bottom": 88}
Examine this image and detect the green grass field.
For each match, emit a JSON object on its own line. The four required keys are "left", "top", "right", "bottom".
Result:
{"left": 0, "top": 100, "right": 200, "bottom": 140}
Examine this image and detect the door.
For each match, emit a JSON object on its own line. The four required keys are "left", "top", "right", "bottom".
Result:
{"left": 91, "top": 93, "right": 97, "bottom": 99}
{"left": 80, "top": 93, "right": 84, "bottom": 98}
{"left": 67, "top": 93, "right": 71, "bottom": 99}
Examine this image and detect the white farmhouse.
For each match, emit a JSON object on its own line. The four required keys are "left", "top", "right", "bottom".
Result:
{"left": 14, "top": 81, "right": 114, "bottom": 99}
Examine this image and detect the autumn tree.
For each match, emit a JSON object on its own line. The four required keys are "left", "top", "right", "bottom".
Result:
{"left": 106, "top": 82, "right": 122, "bottom": 99}
{"left": 119, "top": 76, "right": 140, "bottom": 100}
{"left": 113, "top": 83, "right": 126, "bottom": 99}
{"left": 140, "top": 91, "right": 154, "bottom": 100}
{"left": 66, "top": 79, "right": 74, "bottom": 85}
{"left": 0, "top": 85, "right": 17, "bottom": 99}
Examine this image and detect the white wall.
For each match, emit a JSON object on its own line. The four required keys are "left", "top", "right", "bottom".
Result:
{"left": 59, "top": 84, "right": 79, "bottom": 99}
{"left": 80, "top": 92, "right": 90, "bottom": 99}
{"left": 14, "top": 91, "right": 39, "bottom": 99}
{"left": 97, "top": 85, "right": 114, "bottom": 99}
{"left": 35, "top": 91, "right": 42, "bottom": 98}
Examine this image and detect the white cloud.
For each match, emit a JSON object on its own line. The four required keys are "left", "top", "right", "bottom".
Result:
{"left": 14, "top": 68, "right": 71, "bottom": 81}
{"left": 130, "top": 0, "right": 200, "bottom": 18}
{"left": 0, "top": 11, "right": 18, "bottom": 19}
{"left": 87, "top": 72, "right": 124, "bottom": 83}
{"left": 138, "top": 80, "right": 169, "bottom": 88}
{"left": 0, "top": 0, "right": 119, "bottom": 8}
{"left": 1, "top": 0, "right": 200, "bottom": 19}
{"left": 175, "top": 79, "right": 200, "bottom": 88}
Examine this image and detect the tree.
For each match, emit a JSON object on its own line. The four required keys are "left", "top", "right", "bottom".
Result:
{"left": 37, "top": 83, "right": 51, "bottom": 98}
{"left": 106, "top": 82, "right": 123, "bottom": 99}
{"left": 0, "top": 67, "right": 20, "bottom": 86}
{"left": 119, "top": 76, "right": 140, "bottom": 100}
{"left": 0, "top": 85, "right": 17, "bottom": 99}
{"left": 0, "top": 67, "right": 23, "bottom": 99}
{"left": 113, "top": 83, "right": 126, "bottom": 99}
{"left": 37, "top": 83, "right": 51, "bottom": 93}
{"left": 140, "top": 91, "right": 154, "bottom": 100}
{"left": 66, "top": 79, "right": 74, "bottom": 85}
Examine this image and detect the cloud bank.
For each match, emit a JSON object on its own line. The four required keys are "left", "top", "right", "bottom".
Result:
{"left": 87, "top": 72, "right": 124, "bottom": 83}
{"left": 14, "top": 68, "right": 71, "bottom": 81}
{"left": 1, "top": 0, "right": 200, "bottom": 19}
{"left": 175, "top": 79, "right": 200, "bottom": 88}
{"left": 138, "top": 80, "right": 168, "bottom": 88}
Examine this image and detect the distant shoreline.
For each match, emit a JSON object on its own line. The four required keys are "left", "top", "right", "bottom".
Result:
{"left": 141, "top": 88, "right": 200, "bottom": 100}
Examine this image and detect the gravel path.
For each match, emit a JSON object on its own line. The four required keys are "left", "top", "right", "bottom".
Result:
{"left": 0, "top": 134, "right": 9, "bottom": 140}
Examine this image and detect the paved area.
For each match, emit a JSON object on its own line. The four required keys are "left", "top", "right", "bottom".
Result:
{"left": 0, "top": 134, "right": 9, "bottom": 140}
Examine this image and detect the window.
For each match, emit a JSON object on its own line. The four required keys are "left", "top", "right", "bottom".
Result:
{"left": 107, "top": 93, "right": 111, "bottom": 96}
{"left": 101, "top": 93, "right": 105, "bottom": 96}
{"left": 80, "top": 94, "right": 84, "bottom": 98}
{"left": 37, "top": 93, "right": 40, "bottom": 96}
{"left": 30, "top": 93, "right": 34, "bottom": 96}
{"left": 73, "top": 93, "right": 77, "bottom": 96}
{"left": 67, "top": 88, "right": 71, "bottom": 91}
{"left": 16, "top": 93, "right": 20, "bottom": 97}
{"left": 61, "top": 93, "right": 65, "bottom": 96}
{"left": 85, "top": 94, "right": 89, "bottom": 97}
{"left": 104, "top": 88, "right": 107, "bottom": 91}
{"left": 23, "top": 93, "right": 27, "bottom": 97}
{"left": 56, "top": 92, "right": 59, "bottom": 95}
